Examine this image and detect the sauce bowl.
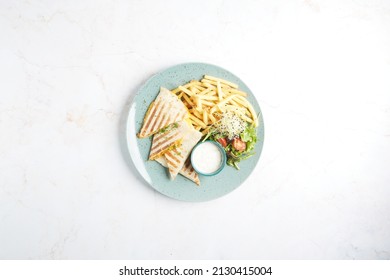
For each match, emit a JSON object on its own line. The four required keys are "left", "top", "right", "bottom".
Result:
{"left": 190, "top": 140, "right": 226, "bottom": 176}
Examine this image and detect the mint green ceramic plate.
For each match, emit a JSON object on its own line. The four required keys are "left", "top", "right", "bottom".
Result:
{"left": 126, "top": 63, "right": 264, "bottom": 202}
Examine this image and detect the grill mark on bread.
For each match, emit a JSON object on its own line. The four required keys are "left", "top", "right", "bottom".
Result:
{"left": 166, "top": 158, "right": 178, "bottom": 169}
{"left": 158, "top": 103, "right": 173, "bottom": 132}
{"left": 153, "top": 126, "right": 177, "bottom": 143}
{"left": 149, "top": 133, "right": 180, "bottom": 160}
{"left": 165, "top": 151, "right": 181, "bottom": 164}
{"left": 141, "top": 100, "right": 160, "bottom": 136}
{"left": 150, "top": 101, "right": 166, "bottom": 134}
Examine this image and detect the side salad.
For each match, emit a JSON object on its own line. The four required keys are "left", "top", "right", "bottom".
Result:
{"left": 203, "top": 111, "right": 257, "bottom": 169}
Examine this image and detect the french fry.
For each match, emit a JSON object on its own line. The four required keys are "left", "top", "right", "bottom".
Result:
{"left": 182, "top": 93, "right": 194, "bottom": 106}
{"left": 171, "top": 88, "right": 181, "bottom": 94}
{"left": 197, "top": 95, "right": 218, "bottom": 101}
{"left": 189, "top": 114, "right": 207, "bottom": 128}
{"left": 235, "top": 96, "right": 258, "bottom": 126}
{"left": 229, "top": 98, "right": 241, "bottom": 107}
{"left": 232, "top": 95, "right": 246, "bottom": 106}
{"left": 201, "top": 81, "right": 216, "bottom": 89}
{"left": 179, "top": 86, "right": 193, "bottom": 97}
{"left": 201, "top": 79, "right": 217, "bottom": 87}
{"left": 198, "top": 88, "right": 212, "bottom": 95}
{"left": 201, "top": 79, "right": 234, "bottom": 89}
{"left": 190, "top": 86, "right": 200, "bottom": 94}
{"left": 203, "top": 110, "right": 208, "bottom": 125}
{"left": 226, "top": 88, "right": 247, "bottom": 96}
{"left": 195, "top": 96, "right": 202, "bottom": 111}
{"left": 194, "top": 85, "right": 207, "bottom": 91}
{"left": 217, "top": 81, "right": 223, "bottom": 101}
{"left": 201, "top": 126, "right": 211, "bottom": 135}
{"left": 171, "top": 81, "right": 195, "bottom": 94}
{"left": 190, "top": 108, "right": 202, "bottom": 119}
{"left": 200, "top": 100, "right": 215, "bottom": 107}
{"left": 184, "top": 81, "right": 200, "bottom": 89}
{"left": 204, "top": 75, "right": 239, "bottom": 89}
{"left": 205, "top": 89, "right": 217, "bottom": 96}
{"left": 210, "top": 94, "right": 239, "bottom": 113}
{"left": 208, "top": 113, "right": 216, "bottom": 123}
{"left": 222, "top": 104, "right": 245, "bottom": 112}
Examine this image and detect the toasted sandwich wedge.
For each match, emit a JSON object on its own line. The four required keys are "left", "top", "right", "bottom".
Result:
{"left": 164, "top": 127, "right": 202, "bottom": 180}
{"left": 148, "top": 120, "right": 194, "bottom": 160}
{"left": 137, "top": 87, "right": 188, "bottom": 138}
{"left": 155, "top": 156, "right": 200, "bottom": 186}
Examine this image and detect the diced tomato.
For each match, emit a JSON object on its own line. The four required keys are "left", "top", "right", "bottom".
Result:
{"left": 232, "top": 138, "right": 246, "bottom": 151}
{"left": 217, "top": 138, "right": 227, "bottom": 147}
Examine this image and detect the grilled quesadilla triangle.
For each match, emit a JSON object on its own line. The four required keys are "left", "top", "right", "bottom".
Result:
{"left": 155, "top": 156, "right": 200, "bottom": 186}
{"left": 148, "top": 120, "right": 193, "bottom": 160}
{"left": 164, "top": 127, "right": 202, "bottom": 180}
{"left": 137, "top": 87, "right": 188, "bottom": 138}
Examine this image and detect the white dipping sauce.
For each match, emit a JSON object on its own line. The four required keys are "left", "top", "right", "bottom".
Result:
{"left": 191, "top": 141, "right": 223, "bottom": 174}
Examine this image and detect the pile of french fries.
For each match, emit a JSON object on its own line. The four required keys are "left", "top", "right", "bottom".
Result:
{"left": 171, "top": 75, "right": 258, "bottom": 134}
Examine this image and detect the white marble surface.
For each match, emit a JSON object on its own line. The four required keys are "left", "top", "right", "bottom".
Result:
{"left": 1, "top": 0, "right": 390, "bottom": 259}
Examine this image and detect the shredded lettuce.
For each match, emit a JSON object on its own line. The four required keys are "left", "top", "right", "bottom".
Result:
{"left": 240, "top": 124, "right": 256, "bottom": 143}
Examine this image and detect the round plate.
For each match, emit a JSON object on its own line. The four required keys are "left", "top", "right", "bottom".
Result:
{"left": 126, "top": 63, "right": 264, "bottom": 202}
